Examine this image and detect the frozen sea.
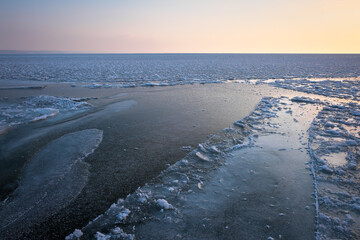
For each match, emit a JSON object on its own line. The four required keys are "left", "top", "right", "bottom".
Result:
{"left": 1, "top": 54, "right": 360, "bottom": 85}
{"left": 0, "top": 54, "right": 359, "bottom": 240}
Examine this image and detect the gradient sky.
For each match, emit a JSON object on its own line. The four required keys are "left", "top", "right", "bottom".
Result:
{"left": 0, "top": 0, "right": 359, "bottom": 53}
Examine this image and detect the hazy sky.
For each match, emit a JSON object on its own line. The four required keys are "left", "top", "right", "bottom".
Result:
{"left": 0, "top": 0, "right": 359, "bottom": 53}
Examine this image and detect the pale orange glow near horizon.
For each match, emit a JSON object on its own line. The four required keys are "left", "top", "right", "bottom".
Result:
{"left": 0, "top": 0, "right": 359, "bottom": 53}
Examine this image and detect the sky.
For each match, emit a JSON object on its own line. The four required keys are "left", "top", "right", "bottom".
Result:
{"left": 0, "top": 0, "right": 359, "bottom": 53}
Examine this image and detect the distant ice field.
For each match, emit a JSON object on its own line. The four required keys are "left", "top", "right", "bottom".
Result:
{"left": 0, "top": 54, "right": 359, "bottom": 85}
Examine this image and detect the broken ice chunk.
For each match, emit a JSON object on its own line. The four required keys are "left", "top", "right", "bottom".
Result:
{"left": 209, "top": 146, "right": 221, "bottom": 154}
{"left": 157, "top": 199, "right": 174, "bottom": 210}
{"left": 196, "top": 152, "right": 210, "bottom": 162}
{"left": 117, "top": 208, "right": 131, "bottom": 221}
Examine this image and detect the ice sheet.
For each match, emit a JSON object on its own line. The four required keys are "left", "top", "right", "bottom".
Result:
{"left": 66, "top": 97, "right": 320, "bottom": 239}
{"left": 0, "top": 129, "right": 103, "bottom": 239}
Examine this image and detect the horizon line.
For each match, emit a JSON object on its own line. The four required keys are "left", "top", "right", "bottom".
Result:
{"left": 0, "top": 50, "right": 360, "bottom": 55}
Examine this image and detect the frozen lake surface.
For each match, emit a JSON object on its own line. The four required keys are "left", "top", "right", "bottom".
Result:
{"left": 0, "top": 54, "right": 359, "bottom": 239}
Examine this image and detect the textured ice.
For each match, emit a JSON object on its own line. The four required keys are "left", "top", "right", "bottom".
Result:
{"left": 1, "top": 54, "right": 359, "bottom": 87}
{"left": 24, "top": 95, "right": 92, "bottom": 109}
{"left": 156, "top": 199, "right": 174, "bottom": 210}
{"left": 116, "top": 208, "right": 131, "bottom": 222}
{"left": 0, "top": 129, "right": 103, "bottom": 239}
{"left": 267, "top": 78, "right": 360, "bottom": 101}
{"left": 0, "top": 95, "right": 92, "bottom": 135}
{"left": 309, "top": 101, "right": 360, "bottom": 239}
{"left": 257, "top": 70, "right": 360, "bottom": 240}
